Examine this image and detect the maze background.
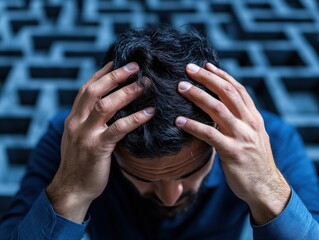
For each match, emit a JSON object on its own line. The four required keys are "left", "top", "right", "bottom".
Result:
{"left": 0, "top": 0, "right": 318, "bottom": 238}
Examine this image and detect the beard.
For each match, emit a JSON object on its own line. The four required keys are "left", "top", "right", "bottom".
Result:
{"left": 140, "top": 177, "right": 208, "bottom": 218}
{"left": 141, "top": 191, "right": 199, "bottom": 218}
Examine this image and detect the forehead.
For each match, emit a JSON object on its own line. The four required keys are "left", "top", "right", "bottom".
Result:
{"left": 114, "top": 139, "right": 212, "bottom": 181}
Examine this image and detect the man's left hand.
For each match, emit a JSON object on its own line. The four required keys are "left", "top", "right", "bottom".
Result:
{"left": 176, "top": 63, "right": 291, "bottom": 225}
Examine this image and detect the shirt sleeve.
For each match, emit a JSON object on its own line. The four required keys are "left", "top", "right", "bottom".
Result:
{"left": 252, "top": 188, "right": 319, "bottom": 240}
{"left": 11, "top": 190, "right": 89, "bottom": 240}
{"left": 252, "top": 111, "right": 319, "bottom": 239}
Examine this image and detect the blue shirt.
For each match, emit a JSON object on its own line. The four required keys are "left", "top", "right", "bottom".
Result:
{"left": 1, "top": 110, "right": 319, "bottom": 239}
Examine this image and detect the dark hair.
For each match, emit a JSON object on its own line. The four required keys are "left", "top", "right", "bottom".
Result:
{"left": 105, "top": 25, "right": 220, "bottom": 158}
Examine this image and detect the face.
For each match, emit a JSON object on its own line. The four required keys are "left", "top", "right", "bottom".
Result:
{"left": 114, "top": 139, "right": 215, "bottom": 217}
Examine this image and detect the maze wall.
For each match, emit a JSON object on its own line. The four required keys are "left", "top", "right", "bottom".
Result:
{"left": 0, "top": 0, "right": 319, "bottom": 225}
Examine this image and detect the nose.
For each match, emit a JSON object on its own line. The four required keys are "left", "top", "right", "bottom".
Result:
{"left": 155, "top": 180, "right": 183, "bottom": 206}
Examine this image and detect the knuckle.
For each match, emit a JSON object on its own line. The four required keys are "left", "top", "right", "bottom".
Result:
{"left": 78, "top": 85, "right": 86, "bottom": 95}
{"left": 230, "top": 147, "right": 241, "bottom": 159}
{"left": 64, "top": 117, "right": 78, "bottom": 133}
{"left": 113, "top": 120, "right": 127, "bottom": 134}
{"left": 189, "top": 85, "right": 202, "bottom": 97}
{"left": 241, "top": 132, "right": 255, "bottom": 142}
{"left": 94, "top": 99, "right": 109, "bottom": 114}
{"left": 213, "top": 102, "right": 225, "bottom": 115}
{"left": 92, "top": 71, "right": 100, "bottom": 80}
{"left": 248, "top": 118, "right": 261, "bottom": 131}
{"left": 202, "top": 69, "right": 214, "bottom": 79}
{"left": 223, "top": 83, "right": 237, "bottom": 96}
{"left": 236, "top": 82, "right": 246, "bottom": 93}
{"left": 205, "top": 127, "right": 225, "bottom": 147}
{"left": 108, "top": 70, "right": 120, "bottom": 83}
{"left": 131, "top": 112, "right": 143, "bottom": 125}
{"left": 123, "top": 84, "right": 136, "bottom": 95}
{"left": 84, "top": 84, "right": 97, "bottom": 97}
{"left": 206, "top": 127, "right": 217, "bottom": 141}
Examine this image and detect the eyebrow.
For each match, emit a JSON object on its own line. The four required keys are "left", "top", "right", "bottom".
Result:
{"left": 119, "top": 150, "right": 212, "bottom": 183}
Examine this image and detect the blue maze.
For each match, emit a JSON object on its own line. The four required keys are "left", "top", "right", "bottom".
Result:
{"left": 0, "top": 1, "right": 318, "bottom": 237}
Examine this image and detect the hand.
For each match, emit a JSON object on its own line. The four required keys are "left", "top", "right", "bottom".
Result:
{"left": 175, "top": 63, "right": 291, "bottom": 225}
{"left": 46, "top": 62, "right": 155, "bottom": 223}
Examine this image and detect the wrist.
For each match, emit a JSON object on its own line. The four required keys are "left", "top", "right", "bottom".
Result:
{"left": 46, "top": 180, "right": 92, "bottom": 224}
{"left": 247, "top": 171, "right": 291, "bottom": 225}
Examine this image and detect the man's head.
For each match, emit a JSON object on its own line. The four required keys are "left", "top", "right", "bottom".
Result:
{"left": 105, "top": 25, "right": 220, "bottom": 217}
{"left": 106, "top": 25, "right": 220, "bottom": 157}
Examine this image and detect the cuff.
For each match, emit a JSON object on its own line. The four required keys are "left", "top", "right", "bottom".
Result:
{"left": 18, "top": 190, "right": 89, "bottom": 239}
{"left": 252, "top": 188, "right": 319, "bottom": 240}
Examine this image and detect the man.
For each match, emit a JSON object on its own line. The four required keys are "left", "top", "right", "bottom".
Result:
{"left": 1, "top": 26, "right": 319, "bottom": 239}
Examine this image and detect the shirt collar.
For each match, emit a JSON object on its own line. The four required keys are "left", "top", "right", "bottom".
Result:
{"left": 203, "top": 154, "right": 224, "bottom": 188}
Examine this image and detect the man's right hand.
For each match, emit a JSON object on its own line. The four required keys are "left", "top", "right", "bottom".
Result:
{"left": 46, "top": 62, "right": 155, "bottom": 223}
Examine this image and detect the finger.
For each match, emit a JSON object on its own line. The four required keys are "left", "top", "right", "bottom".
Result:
{"left": 71, "top": 61, "right": 113, "bottom": 115}
{"left": 185, "top": 63, "right": 251, "bottom": 120}
{"left": 175, "top": 116, "right": 230, "bottom": 151}
{"left": 84, "top": 81, "right": 145, "bottom": 129}
{"left": 102, "top": 108, "right": 155, "bottom": 144}
{"left": 74, "top": 62, "right": 140, "bottom": 121}
{"left": 205, "top": 63, "right": 257, "bottom": 112}
{"left": 178, "top": 81, "right": 239, "bottom": 134}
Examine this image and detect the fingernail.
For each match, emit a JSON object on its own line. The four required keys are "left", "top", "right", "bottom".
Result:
{"left": 176, "top": 117, "right": 188, "bottom": 126}
{"left": 144, "top": 107, "right": 155, "bottom": 115}
{"left": 187, "top": 63, "right": 200, "bottom": 73}
{"left": 124, "top": 62, "right": 139, "bottom": 72}
{"left": 207, "top": 62, "right": 218, "bottom": 71}
{"left": 179, "top": 81, "right": 192, "bottom": 91}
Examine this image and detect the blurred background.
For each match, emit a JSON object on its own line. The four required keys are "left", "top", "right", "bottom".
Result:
{"left": 0, "top": 0, "right": 318, "bottom": 238}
